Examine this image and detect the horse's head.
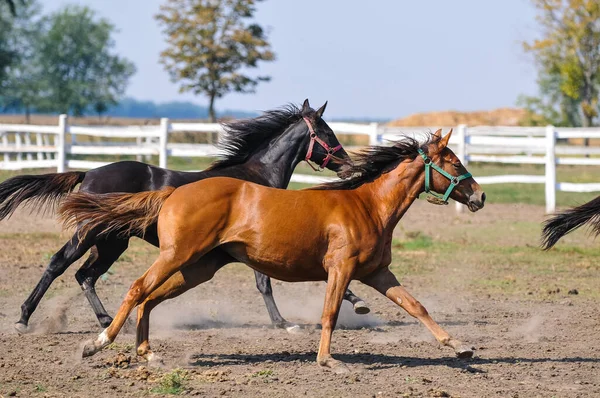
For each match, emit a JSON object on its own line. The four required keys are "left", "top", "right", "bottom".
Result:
{"left": 419, "top": 129, "right": 485, "bottom": 212}
{"left": 300, "top": 99, "right": 352, "bottom": 179}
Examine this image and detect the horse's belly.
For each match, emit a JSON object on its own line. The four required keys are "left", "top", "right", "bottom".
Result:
{"left": 222, "top": 242, "right": 326, "bottom": 282}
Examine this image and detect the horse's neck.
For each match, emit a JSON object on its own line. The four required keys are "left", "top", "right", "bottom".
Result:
{"left": 358, "top": 160, "right": 424, "bottom": 230}
{"left": 244, "top": 127, "right": 306, "bottom": 189}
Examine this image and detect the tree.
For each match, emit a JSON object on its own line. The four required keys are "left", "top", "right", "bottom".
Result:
{"left": 156, "top": 0, "right": 275, "bottom": 122}
{"left": 523, "top": 0, "right": 600, "bottom": 127}
{"left": 0, "top": 0, "right": 45, "bottom": 122}
{"left": 0, "top": 1, "right": 19, "bottom": 86}
{"left": 35, "top": 5, "right": 135, "bottom": 116}
{"left": 2, "top": 0, "right": 22, "bottom": 16}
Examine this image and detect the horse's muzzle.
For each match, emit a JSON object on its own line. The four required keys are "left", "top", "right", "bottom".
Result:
{"left": 467, "top": 191, "right": 485, "bottom": 212}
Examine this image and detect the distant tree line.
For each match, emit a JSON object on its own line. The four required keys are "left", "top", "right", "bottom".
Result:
{"left": 0, "top": 0, "right": 135, "bottom": 122}
{"left": 0, "top": 97, "right": 259, "bottom": 120}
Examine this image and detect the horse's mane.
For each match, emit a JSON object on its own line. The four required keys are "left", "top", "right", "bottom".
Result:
{"left": 206, "top": 104, "right": 303, "bottom": 170}
{"left": 311, "top": 134, "right": 439, "bottom": 191}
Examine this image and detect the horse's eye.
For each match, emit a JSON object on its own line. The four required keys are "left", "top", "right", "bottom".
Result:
{"left": 452, "top": 163, "right": 461, "bottom": 169}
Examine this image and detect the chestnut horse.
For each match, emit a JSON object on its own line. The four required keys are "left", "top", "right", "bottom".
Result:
{"left": 60, "top": 129, "right": 485, "bottom": 372}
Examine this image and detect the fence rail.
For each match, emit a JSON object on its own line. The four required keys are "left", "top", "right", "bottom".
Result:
{"left": 2, "top": 115, "right": 600, "bottom": 213}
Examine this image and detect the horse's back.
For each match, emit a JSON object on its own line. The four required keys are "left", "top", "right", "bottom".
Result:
{"left": 80, "top": 161, "right": 162, "bottom": 194}
{"left": 80, "top": 161, "right": 206, "bottom": 194}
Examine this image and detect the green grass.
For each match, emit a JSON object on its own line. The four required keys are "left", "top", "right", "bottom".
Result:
{"left": 251, "top": 369, "right": 274, "bottom": 378}
{"left": 151, "top": 369, "right": 189, "bottom": 395}
{"left": 289, "top": 162, "right": 600, "bottom": 206}
{"left": 106, "top": 342, "right": 134, "bottom": 351}
{"left": 388, "top": 223, "right": 600, "bottom": 299}
{"left": 393, "top": 231, "right": 434, "bottom": 250}
{"left": 34, "top": 384, "right": 47, "bottom": 393}
{"left": 2, "top": 157, "right": 600, "bottom": 208}
{"left": 0, "top": 232, "right": 60, "bottom": 240}
{"left": 467, "top": 163, "right": 600, "bottom": 206}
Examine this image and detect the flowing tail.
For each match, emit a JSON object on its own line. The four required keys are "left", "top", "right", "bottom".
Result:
{"left": 541, "top": 195, "right": 600, "bottom": 250}
{"left": 0, "top": 171, "right": 86, "bottom": 221}
{"left": 58, "top": 187, "right": 176, "bottom": 241}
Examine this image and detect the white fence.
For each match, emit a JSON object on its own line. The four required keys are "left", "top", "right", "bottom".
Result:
{"left": 1, "top": 115, "right": 600, "bottom": 213}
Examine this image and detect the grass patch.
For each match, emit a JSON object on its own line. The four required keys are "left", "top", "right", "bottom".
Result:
{"left": 385, "top": 225, "right": 600, "bottom": 299}
{"left": 151, "top": 369, "right": 189, "bottom": 395}
{"left": 467, "top": 163, "right": 600, "bottom": 207}
{"left": 388, "top": 232, "right": 458, "bottom": 279}
{"left": 34, "top": 384, "right": 47, "bottom": 393}
{"left": 393, "top": 231, "right": 434, "bottom": 250}
{"left": 251, "top": 369, "right": 274, "bottom": 378}
{"left": 1, "top": 149, "right": 600, "bottom": 208}
{"left": 106, "top": 342, "right": 134, "bottom": 351}
{"left": 0, "top": 232, "right": 60, "bottom": 240}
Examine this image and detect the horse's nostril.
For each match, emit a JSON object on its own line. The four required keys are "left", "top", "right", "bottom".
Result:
{"left": 481, "top": 192, "right": 486, "bottom": 203}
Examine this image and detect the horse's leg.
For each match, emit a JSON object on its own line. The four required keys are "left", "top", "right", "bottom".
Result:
{"left": 317, "top": 266, "right": 353, "bottom": 373}
{"left": 15, "top": 232, "right": 95, "bottom": 334}
{"left": 254, "top": 271, "right": 300, "bottom": 332}
{"left": 362, "top": 267, "right": 473, "bottom": 358}
{"left": 81, "top": 246, "right": 209, "bottom": 358}
{"left": 74, "top": 237, "right": 129, "bottom": 327}
{"left": 136, "top": 250, "right": 226, "bottom": 361}
{"left": 342, "top": 287, "right": 370, "bottom": 315}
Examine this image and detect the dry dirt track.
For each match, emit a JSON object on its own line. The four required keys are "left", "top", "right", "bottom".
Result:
{"left": 0, "top": 201, "right": 599, "bottom": 397}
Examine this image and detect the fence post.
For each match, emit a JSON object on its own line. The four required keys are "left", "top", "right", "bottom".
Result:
{"left": 159, "top": 118, "right": 169, "bottom": 169}
{"left": 36, "top": 132, "right": 43, "bottom": 160}
{"left": 57, "top": 114, "right": 68, "bottom": 173}
{"left": 24, "top": 132, "right": 33, "bottom": 161}
{"left": 545, "top": 125, "right": 556, "bottom": 214}
{"left": 15, "top": 132, "right": 22, "bottom": 162}
{"left": 136, "top": 136, "right": 143, "bottom": 162}
{"left": 1, "top": 132, "right": 8, "bottom": 164}
{"left": 368, "top": 122, "right": 379, "bottom": 145}
{"left": 455, "top": 124, "right": 468, "bottom": 213}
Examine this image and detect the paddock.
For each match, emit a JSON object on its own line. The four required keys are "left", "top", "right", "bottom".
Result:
{"left": 0, "top": 184, "right": 598, "bottom": 397}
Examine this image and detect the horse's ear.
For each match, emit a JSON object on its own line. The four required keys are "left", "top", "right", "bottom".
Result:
{"left": 433, "top": 128, "right": 442, "bottom": 138}
{"left": 302, "top": 99, "right": 310, "bottom": 112}
{"left": 438, "top": 128, "right": 453, "bottom": 148}
{"left": 315, "top": 101, "right": 327, "bottom": 118}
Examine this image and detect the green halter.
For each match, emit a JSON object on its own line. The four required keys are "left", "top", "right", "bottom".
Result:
{"left": 417, "top": 148, "right": 472, "bottom": 205}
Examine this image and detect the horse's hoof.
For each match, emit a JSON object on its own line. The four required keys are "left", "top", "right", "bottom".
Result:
{"left": 455, "top": 345, "right": 474, "bottom": 359}
{"left": 81, "top": 339, "right": 100, "bottom": 358}
{"left": 353, "top": 301, "right": 371, "bottom": 315}
{"left": 318, "top": 357, "right": 351, "bottom": 374}
{"left": 285, "top": 325, "right": 302, "bottom": 334}
{"left": 14, "top": 322, "right": 31, "bottom": 335}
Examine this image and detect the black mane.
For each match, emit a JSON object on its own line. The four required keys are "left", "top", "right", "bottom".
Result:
{"left": 207, "top": 104, "right": 304, "bottom": 170}
{"left": 311, "top": 135, "right": 439, "bottom": 190}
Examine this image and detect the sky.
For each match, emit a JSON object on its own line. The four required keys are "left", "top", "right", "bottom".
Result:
{"left": 41, "top": 0, "right": 541, "bottom": 119}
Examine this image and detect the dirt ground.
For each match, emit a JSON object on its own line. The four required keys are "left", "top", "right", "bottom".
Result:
{"left": 0, "top": 200, "right": 599, "bottom": 397}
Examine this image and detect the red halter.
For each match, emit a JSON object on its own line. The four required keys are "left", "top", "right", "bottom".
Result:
{"left": 303, "top": 116, "right": 343, "bottom": 171}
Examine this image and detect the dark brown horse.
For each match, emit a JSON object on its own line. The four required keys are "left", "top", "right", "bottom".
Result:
{"left": 60, "top": 129, "right": 485, "bottom": 372}
{"left": 0, "top": 100, "right": 368, "bottom": 333}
